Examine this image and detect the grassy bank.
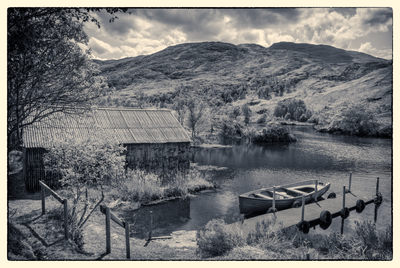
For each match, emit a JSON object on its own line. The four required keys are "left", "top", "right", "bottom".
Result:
{"left": 196, "top": 218, "right": 392, "bottom": 260}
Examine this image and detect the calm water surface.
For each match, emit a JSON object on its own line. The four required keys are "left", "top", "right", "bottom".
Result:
{"left": 125, "top": 126, "right": 392, "bottom": 237}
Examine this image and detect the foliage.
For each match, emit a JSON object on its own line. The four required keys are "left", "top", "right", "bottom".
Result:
{"left": 8, "top": 150, "right": 23, "bottom": 175}
{"left": 215, "top": 117, "right": 245, "bottom": 144}
{"left": 248, "top": 124, "right": 297, "bottom": 144}
{"left": 256, "top": 114, "right": 267, "bottom": 124}
{"left": 7, "top": 8, "right": 125, "bottom": 150}
{"left": 117, "top": 168, "right": 213, "bottom": 203}
{"left": 43, "top": 131, "right": 126, "bottom": 244}
{"left": 333, "top": 105, "right": 379, "bottom": 136}
{"left": 186, "top": 98, "right": 206, "bottom": 142}
{"left": 119, "top": 169, "right": 164, "bottom": 203}
{"left": 196, "top": 219, "right": 245, "bottom": 257}
{"left": 274, "top": 98, "right": 312, "bottom": 122}
{"left": 241, "top": 104, "right": 252, "bottom": 125}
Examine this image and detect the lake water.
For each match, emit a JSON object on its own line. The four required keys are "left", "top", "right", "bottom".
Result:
{"left": 125, "top": 126, "right": 392, "bottom": 238}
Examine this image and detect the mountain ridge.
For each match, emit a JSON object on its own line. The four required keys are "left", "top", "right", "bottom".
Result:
{"left": 94, "top": 41, "right": 392, "bottom": 137}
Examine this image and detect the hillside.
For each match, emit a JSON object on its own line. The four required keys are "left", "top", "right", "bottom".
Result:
{"left": 94, "top": 41, "right": 392, "bottom": 138}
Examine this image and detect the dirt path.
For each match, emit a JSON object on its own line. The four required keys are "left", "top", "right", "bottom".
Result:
{"left": 8, "top": 197, "right": 199, "bottom": 260}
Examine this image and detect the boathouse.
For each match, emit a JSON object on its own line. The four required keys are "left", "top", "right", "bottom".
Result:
{"left": 22, "top": 107, "right": 191, "bottom": 191}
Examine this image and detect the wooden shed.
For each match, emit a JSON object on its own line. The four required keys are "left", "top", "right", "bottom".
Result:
{"left": 22, "top": 107, "right": 191, "bottom": 192}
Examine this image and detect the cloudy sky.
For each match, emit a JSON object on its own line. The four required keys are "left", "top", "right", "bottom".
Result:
{"left": 84, "top": 8, "right": 393, "bottom": 60}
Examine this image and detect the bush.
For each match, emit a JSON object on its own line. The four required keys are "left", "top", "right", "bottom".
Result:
{"left": 334, "top": 105, "right": 379, "bottom": 136}
{"left": 216, "top": 117, "right": 245, "bottom": 144}
{"left": 43, "top": 132, "right": 126, "bottom": 247}
{"left": 274, "top": 98, "right": 312, "bottom": 122}
{"left": 197, "top": 219, "right": 245, "bottom": 257}
{"left": 249, "top": 124, "right": 297, "bottom": 144}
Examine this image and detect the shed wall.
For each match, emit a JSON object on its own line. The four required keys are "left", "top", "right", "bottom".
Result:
{"left": 24, "top": 142, "right": 191, "bottom": 192}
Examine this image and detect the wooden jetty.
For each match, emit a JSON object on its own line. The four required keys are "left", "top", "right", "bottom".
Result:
{"left": 235, "top": 176, "right": 383, "bottom": 236}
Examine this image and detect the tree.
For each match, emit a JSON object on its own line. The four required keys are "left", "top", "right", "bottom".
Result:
{"left": 242, "top": 103, "right": 252, "bottom": 125}
{"left": 186, "top": 98, "right": 205, "bottom": 141}
{"left": 7, "top": 8, "right": 124, "bottom": 151}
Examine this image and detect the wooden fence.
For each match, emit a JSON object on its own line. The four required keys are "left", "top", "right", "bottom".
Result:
{"left": 39, "top": 180, "right": 69, "bottom": 239}
{"left": 99, "top": 205, "right": 131, "bottom": 259}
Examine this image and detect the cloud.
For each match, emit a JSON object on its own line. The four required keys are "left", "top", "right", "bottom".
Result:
{"left": 358, "top": 42, "right": 392, "bottom": 60}
{"left": 84, "top": 8, "right": 392, "bottom": 60}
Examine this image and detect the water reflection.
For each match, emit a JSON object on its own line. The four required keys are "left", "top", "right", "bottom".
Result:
{"left": 122, "top": 198, "right": 190, "bottom": 238}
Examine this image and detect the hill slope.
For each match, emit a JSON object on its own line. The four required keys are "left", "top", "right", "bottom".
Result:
{"left": 94, "top": 41, "right": 392, "bottom": 137}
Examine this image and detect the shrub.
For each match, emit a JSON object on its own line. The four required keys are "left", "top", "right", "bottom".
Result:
{"left": 216, "top": 117, "right": 244, "bottom": 144}
{"left": 334, "top": 105, "right": 379, "bottom": 136}
{"left": 249, "top": 124, "right": 297, "bottom": 144}
{"left": 197, "top": 219, "right": 245, "bottom": 257}
{"left": 274, "top": 98, "right": 312, "bottom": 122}
{"left": 43, "top": 132, "right": 126, "bottom": 246}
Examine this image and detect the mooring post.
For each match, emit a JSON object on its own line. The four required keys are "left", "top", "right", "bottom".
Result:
{"left": 148, "top": 210, "right": 153, "bottom": 240}
{"left": 41, "top": 185, "right": 46, "bottom": 215}
{"left": 314, "top": 180, "right": 318, "bottom": 201}
{"left": 63, "top": 199, "right": 69, "bottom": 240}
{"left": 105, "top": 206, "right": 111, "bottom": 254}
{"left": 301, "top": 195, "right": 305, "bottom": 222}
{"left": 272, "top": 186, "right": 276, "bottom": 211}
{"left": 342, "top": 186, "right": 346, "bottom": 210}
{"left": 348, "top": 172, "right": 352, "bottom": 193}
{"left": 376, "top": 177, "right": 380, "bottom": 196}
{"left": 125, "top": 222, "right": 130, "bottom": 259}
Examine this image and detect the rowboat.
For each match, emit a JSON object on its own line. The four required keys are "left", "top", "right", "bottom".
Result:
{"left": 239, "top": 180, "right": 330, "bottom": 215}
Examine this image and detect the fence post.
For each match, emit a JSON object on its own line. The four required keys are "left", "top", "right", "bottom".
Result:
{"left": 125, "top": 222, "right": 130, "bottom": 259}
{"left": 41, "top": 184, "right": 46, "bottom": 215}
{"left": 105, "top": 206, "right": 111, "bottom": 254}
{"left": 148, "top": 210, "right": 153, "bottom": 240}
{"left": 301, "top": 195, "right": 305, "bottom": 222}
{"left": 63, "top": 199, "right": 69, "bottom": 240}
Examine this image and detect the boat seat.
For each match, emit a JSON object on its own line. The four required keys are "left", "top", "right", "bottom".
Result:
{"left": 274, "top": 192, "right": 293, "bottom": 198}
{"left": 253, "top": 193, "right": 272, "bottom": 199}
{"left": 287, "top": 188, "right": 309, "bottom": 195}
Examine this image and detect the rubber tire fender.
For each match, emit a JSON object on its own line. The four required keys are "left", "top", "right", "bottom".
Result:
{"left": 292, "top": 200, "right": 302, "bottom": 208}
{"left": 340, "top": 207, "right": 350, "bottom": 219}
{"left": 327, "top": 192, "right": 336, "bottom": 199}
{"left": 297, "top": 220, "right": 310, "bottom": 234}
{"left": 319, "top": 210, "right": 332, "bottom": 225}
{"left": 355, "top": 199, "right": 365, "bottom": 213}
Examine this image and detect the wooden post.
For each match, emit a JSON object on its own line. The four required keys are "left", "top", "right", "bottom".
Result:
{"left": 41, "top": 185, "right": 45, "bottom": 215}
{"left": 125, "top": 222, "right": 130, "bottom": 259}
{"left": 63, "top": 199, "right": 69, "bottom": 240}
{"left": 348, "top": 172, "right": 352, "bottom": 193}
{"left": 301, "top": 195, "right": 305, "bottom": 222}
{"left": 342, "top": 186, "right": 346, "bottom": 209}
{"left": 105, "top": 206, "right": 111, "bottom": 254}
{"left": 272, "top": 186, "right": 276, "bottom": 211}
{"left": 314, "top": 180, "right": 318, "bottom": 201}
{"left": 376, "top": 177, "right": 380, "bottom": 196}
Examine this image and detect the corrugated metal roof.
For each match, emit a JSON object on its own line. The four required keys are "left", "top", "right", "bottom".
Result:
{"left": 23, "top": 107, "right": 191, "bottom": 148}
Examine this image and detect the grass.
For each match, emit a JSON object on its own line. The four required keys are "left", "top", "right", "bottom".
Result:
{"left": 112, "top": 168, "right": 214, "bottom": 204}
{"left": 196, "top": 218, "right": 393, "bottom": 260}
